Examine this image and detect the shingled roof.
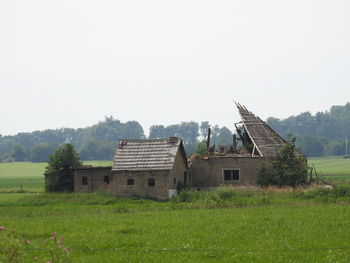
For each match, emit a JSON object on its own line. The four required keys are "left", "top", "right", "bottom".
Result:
{"left": 236, "top": 103, "right": 287, "bottom": 157}
{"left": 112, "top": 137, "right": 188, "bottom": 171}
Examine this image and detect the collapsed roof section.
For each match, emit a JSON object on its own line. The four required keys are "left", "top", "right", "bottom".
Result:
{"left": 235, "top": 102, "right": 287, "bottom": 158}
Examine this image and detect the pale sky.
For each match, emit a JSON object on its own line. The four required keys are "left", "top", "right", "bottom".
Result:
{"left": 1, "top": 0, "right": 349, "bottom": 136}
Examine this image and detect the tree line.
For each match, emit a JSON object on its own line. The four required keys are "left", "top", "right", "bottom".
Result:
{"left": 1, "top": 102, "right": 349, "bottom": 162}
{"left": 267, "top": 102, "right": 350, "bottom": 157}
{"left": 0, "top": 117, "right": 233, "bottom": 162}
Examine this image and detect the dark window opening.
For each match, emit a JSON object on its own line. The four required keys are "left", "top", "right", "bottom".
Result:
{"left": 173, "top": 178, "right": 177, "bottom": 184}
{"left": 82, "top": 176, "right": 88, "bottom": 185}
{"left": 223, "top": 169, "right": 240, "bottom": 182}
{"left": 148, "top": 178, "right": 155, "bottom": 186}
{"left": 127, "top": 178, "right": 135, "bottom": 185}
{"left": 184, "top": 171, "right": 191, "bottom": 184}
{"left": 104, "top": 175, "right": 109, "bottom": 184}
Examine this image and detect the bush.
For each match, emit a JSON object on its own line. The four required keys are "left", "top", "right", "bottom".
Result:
{"left": 257, "top": 137, "right": 308, "bottom": 187}
{"left": 45, "top": 144, "right": 82, "bottom": 192}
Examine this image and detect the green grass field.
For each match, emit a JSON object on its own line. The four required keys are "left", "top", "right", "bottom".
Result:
{"left": 1, "top": 191, "right": 350, "bottom": 262}
{"left": 309, "top": 157, "right": 350, "bottom": 176}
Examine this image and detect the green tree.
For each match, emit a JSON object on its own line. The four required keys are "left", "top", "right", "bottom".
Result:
{"left": 11, "top": 144, "right": 28, "bottom": 161}
{"left": 79, "top": 139, "right": 115, "bottom": 160}
{"left": 45, "top": 144, "right": 82, "bottom": 192}
{"left": 211, "top": 126, "right": 233, "bottom": 146}
{"left": 195, "top": 140, "right": 209, "bottom": 156}
{"left": 29, "top": 142, "right": 59, "bottom": 162}
{"left": 257, "top": 138, "right": 308, "bottom": 187}
{"left": 199, "top": 121, "right": 210, "bottom": 139}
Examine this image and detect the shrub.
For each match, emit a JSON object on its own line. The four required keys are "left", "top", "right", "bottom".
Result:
{"left": 257, "top": 137, "right": 308, "bottom": 187}
{"left": 45, "top": 144, "right": 82, "bottom": 192}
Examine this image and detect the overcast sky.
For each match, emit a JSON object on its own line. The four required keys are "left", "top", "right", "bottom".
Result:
{"left": 1, "top": 0, "right": 349, "bottom": 136}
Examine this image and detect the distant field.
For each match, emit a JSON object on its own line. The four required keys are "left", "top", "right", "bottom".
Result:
{"left": 308, "top": 157, "right": 350, "bottom": 182}
{"left": 0, "top": 158, "right": 349, "bottom": 192}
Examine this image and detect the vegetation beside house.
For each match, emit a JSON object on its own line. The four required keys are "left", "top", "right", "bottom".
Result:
{"left": 45, "top": 144, "right": 82, "bottom": 192}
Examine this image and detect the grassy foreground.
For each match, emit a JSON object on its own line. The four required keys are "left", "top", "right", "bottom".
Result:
{"left": 1, "top": 188, "right": 350, "bottom": 262}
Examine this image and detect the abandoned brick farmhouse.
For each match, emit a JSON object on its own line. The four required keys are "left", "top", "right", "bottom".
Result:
{"left": 74, "top": 103, "right": 295, "bottom": 199}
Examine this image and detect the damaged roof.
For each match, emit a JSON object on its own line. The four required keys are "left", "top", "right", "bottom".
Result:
{"left": 236, "top": 102, "right": 287, "bottom": 157}
{"left": 112, "top": 137, "right": 188, "bottom": 171}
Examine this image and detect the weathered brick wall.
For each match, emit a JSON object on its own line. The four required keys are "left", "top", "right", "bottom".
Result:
{"left": 110, "top": 149, "right": 188, "bottom": 200}
{"left": 74, "top": 168, "right": 112, "bottom": 193}
{"left": 110, "top": 170, "right": 169, "bottom": 200}
{"left": 190, "top": 157, "right": 262, "bottom": 188}
{"left": 168, "top": 149, "right": 188, "bottom": 190}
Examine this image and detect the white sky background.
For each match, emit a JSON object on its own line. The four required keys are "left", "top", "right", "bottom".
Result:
{"left": 0, "top": 0, "right": 350, "bottom": 136}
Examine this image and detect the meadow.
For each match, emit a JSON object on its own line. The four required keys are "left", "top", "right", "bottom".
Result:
{"left": 1, "top": 189, "right": 350, "bottom": 262}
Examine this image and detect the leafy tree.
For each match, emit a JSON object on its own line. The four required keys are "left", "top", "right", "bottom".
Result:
{"left": 149, "top": 122, "right": 199, "bottom": 155}
{"left": 211, "top": 126, "right": 233, "bottom": 147}
{"left": 199, "top": 121, "right": 210, "bottom": 139}
{"left": 79, "top": 139, "right": 116, "bottom": 160}
{"left": 267, "top": 103, "right": 350, "bottom": 145}
{"left": 257, "top": 137, "right": 308, "bottom": 187}
{"left": 29, "top": 143, "right": 59, "bottom": 163}
{"left": 11, "top": 144, "right": 28, "bottom": 162}
{"left": 295, "top": 135, "right": 327, "bottom": 157}
{"left": 45, "top": 144, "right": 82, "bottom": 192}
{"left": 195, "top": 140, "right": 209, "bottom": 156}
{"left": 149, "top": 125, "right": 167, "bottom": 139}
{"left": 326, "top": 139, "right": 347, "bottom": 156}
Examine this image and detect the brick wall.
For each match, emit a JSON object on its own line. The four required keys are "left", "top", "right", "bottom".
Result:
{"left": 74, "top": 168, "right": 112, "bottom": 193}
{"left": 110, "top": 170, "right": 170, "bottom": 200}
{"left": 168, "top": 148, "right": 188, "bottom": 190}
{"left": 190, "top": 156, "right": 262, "bottom": 188}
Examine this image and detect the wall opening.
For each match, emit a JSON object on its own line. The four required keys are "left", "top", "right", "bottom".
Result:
{"left": 184, "top": 170, "right": 192, "bottom": 184}
{"left": 223, "top": 169, "right": 240, "bottom": 182}
{"left": 82, "top": 176, "right": 88, "bottom": 185}
{"left": 148, "top": 178, "right": 155, "bottom": 186}
{"left": 104, "top": 175, "right": 110, "bottom": 184}
{"left": 127, "top": 178, "right": 135, "bottom": 185}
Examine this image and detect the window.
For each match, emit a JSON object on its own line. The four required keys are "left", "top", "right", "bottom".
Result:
{"left": 104, "top": 175, "right": 109, "bottom": 184}
{"left": 82, "top": 176, "right": 88, "bottom": 185}
{"left": 127, "top": 178, "right": 135, "bottom": 185}
{"left": 223, "top": 169, "right": 240, "bottom": 182}
{"left": 148, "top": 178, "right": 155, "bottom": 186}
{"left": 173, "top": 178, "right": 177, "bottom": 184}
